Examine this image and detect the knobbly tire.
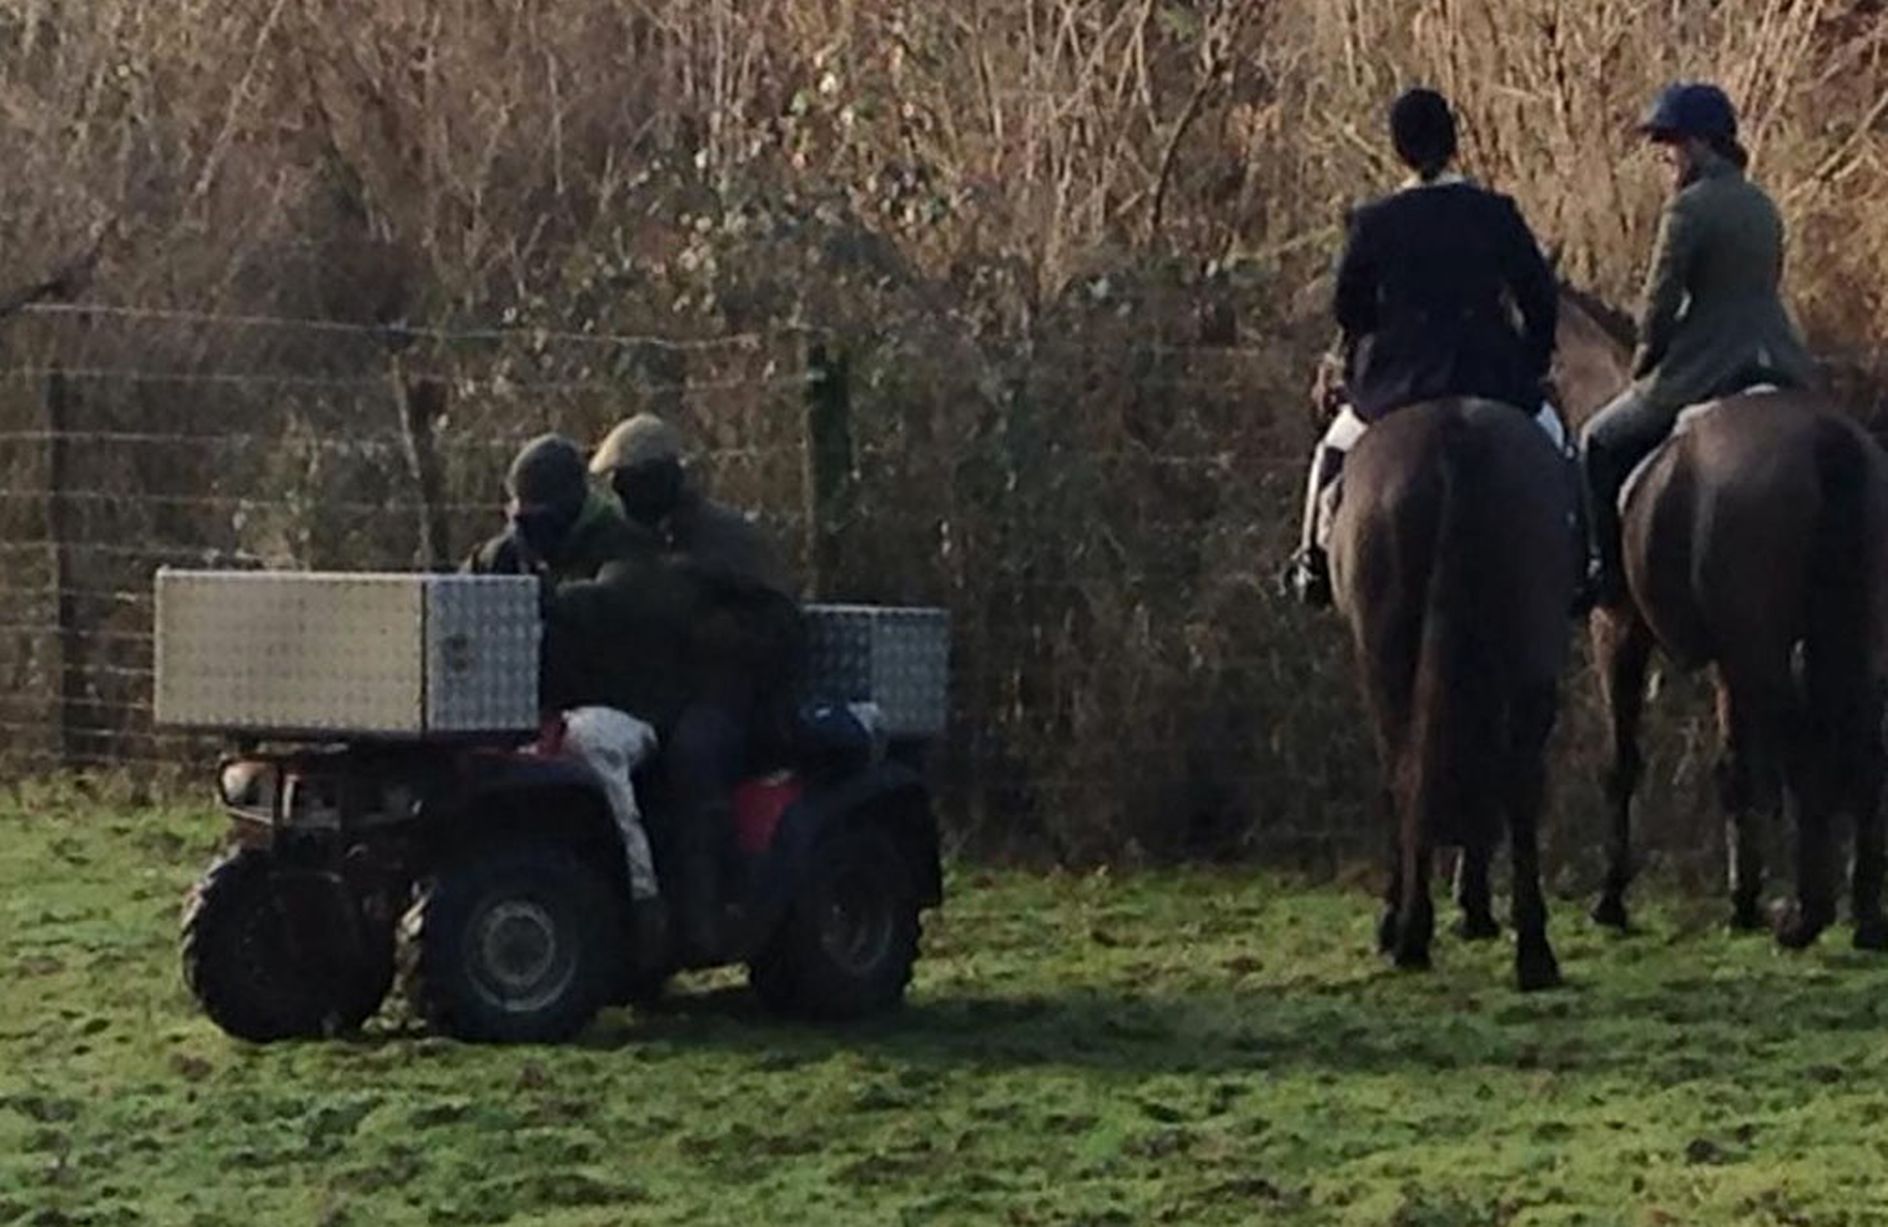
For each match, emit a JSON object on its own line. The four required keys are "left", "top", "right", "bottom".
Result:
{"left": 749, "top": 825, "right": 920, "bottom": 1021}
{"left": 182, "top": 847, "right": 394, "bottom": 1042}
{"left": 401, "top": 843, "right": 621, "bottom": 1044}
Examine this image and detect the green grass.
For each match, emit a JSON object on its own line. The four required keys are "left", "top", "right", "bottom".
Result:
{"left": 6, "top": 789, "right": 1888, "bottom": 1226}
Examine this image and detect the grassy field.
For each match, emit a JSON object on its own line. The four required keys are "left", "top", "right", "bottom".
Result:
{"left": 6, "top": 789, "right": 1888, "bottom": 1226}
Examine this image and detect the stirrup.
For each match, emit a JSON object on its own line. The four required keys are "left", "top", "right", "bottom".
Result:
{"left": 1586, "top": 558, "right": 1628, "bottom": 611}
{"left": 1282, "top": 549, "right": 1333, "bottom": 609}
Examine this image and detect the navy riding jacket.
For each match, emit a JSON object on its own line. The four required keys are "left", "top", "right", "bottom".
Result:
{"left": 1334, "top": 179, "right": 1557, "bottom": 422}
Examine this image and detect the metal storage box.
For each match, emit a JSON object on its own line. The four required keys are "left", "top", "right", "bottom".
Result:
{"left": 154, "top": 569, "right": 541, "bottom": 737}
{"left": 803, "top": 604, "right": 950, "bottom": 738}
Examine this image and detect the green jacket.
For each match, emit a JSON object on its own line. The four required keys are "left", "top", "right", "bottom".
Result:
{"left": 1631, "top": 155, "right": 1815, "bottom": 413}
{"left": 462, "top": 490, "right": 650, "bottom": 587}
{"left": 463, "top": 492, "right": 705, "bottom": 732}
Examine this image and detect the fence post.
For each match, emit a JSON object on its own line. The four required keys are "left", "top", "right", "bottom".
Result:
{"left": 388, "top": 349, "right": 452, "bottom": 572}
{"left": 635, "top": 340, "right": 688, "bottom": 421}
{"left": 802, "top": 341, "right": 855, "bottom": 597}
{"left": 45, "top": 360, "right": 82, "bottom": 769}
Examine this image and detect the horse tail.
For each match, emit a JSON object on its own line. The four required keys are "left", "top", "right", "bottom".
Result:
{"left": 1405, "top": 415, "right": 1497, "bottom": 849}
{"left": 1804, "top": 418, "right": 1878, "bottom": 765}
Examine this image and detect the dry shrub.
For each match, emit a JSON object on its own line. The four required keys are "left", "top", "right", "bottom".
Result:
{"left": 0, "top": 0, "right": 1883, "bottom": 874}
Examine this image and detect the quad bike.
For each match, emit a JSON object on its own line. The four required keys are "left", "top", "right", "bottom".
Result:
{"left": 181, "top": 707, "right": 942, "bottom": 1044}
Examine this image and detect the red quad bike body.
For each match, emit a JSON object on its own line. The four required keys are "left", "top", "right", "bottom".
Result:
{"left": 182, "top": 707, "right": 942, "bottom": 1045}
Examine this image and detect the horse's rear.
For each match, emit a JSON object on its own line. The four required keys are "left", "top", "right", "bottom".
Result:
{"left": 1606, "top": 392, "right": 1888, "bottom": 945}
{"left": 1331, "top": 398, "right": 1576, "bottom": 989}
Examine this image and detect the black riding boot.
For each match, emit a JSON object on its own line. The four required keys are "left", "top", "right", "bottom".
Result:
{"left": 1585, "top": 483, "right": 1631, "bottom": 607}
{"left": 674, "top": 806, "right": 730, "bottom": 968}
{"left": 628, "top": 895, "right": 672, "bottom": 977}
{"left": 1581, "top": 442, "right": 1629, "bottom": 609}
{"left": 1283, "top": 442, "right": 1343, "bottom": 608}
{"left": 1567, "top": 457, "right": 1600, "bottom": 616}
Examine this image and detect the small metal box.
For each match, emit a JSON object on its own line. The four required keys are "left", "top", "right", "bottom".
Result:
{"left": 154, "top": 569, "right": 541, "bottom": 737}
{"left": 803, "top": 604, "right": 950, "bottom": 739}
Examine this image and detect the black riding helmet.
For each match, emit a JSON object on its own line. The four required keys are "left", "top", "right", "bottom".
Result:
{"left": 1389, "top": 87, "right": 1458, "bottom": 179}
{"left": 1639, "top": 82, "right": 1737, "bottom": 144}
{"left": 506, "top": 433, "right": 589, "bottom": 557}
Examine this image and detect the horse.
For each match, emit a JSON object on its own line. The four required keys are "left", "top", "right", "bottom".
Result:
{"left": 1330, "top": 397, "right": 1578, "bottom": 990}
{"left": 1553, "top": 286, "right": 1888, "bottom": 949}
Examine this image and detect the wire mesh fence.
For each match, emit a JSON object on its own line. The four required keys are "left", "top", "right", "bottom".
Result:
{"left": 0, "top": 296, "right": 1752, "bottom": 873}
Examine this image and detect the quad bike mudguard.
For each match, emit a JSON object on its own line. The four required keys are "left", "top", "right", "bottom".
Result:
{"left": 436, "top": 750, "right": 629, "bottom": 874}
{"left": 449, "top": 750, "right": 613, "bottom": 820}
{"left": 742, "top": 758, "right": 941, "bottom": 938}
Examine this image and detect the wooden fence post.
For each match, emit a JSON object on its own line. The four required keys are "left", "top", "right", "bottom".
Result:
{"left": 45, "top": 360, "right": 82, "bottom": 768}
{"left": 802, "top": 341, "right": 855, "bottom": 597}
{"left": 389, "top": 349, "right": 451, "bottom": 571}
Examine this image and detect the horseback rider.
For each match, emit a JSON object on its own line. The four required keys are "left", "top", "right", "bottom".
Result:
{"left": 1581, "top": 82, "right": 1815, "bottom": 606}
{"left": 1286, "top": 87, "right": 1560, "bottom": 607}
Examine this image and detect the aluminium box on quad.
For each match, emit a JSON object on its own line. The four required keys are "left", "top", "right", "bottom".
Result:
{"left": 801, "top": 603, "right": 950, "bottom": 739}
{"left": 154, "top": 569, "right": 542, "bottom": 738}
{"left": 154, "top": 570, "right": 952, "bottom": 742}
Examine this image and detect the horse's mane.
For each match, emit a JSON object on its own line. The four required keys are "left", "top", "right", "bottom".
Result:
{"left": 1557, "top": 279, "right": 1637, "bottom": 351}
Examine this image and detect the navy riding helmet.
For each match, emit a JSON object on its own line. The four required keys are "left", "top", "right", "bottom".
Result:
{"left": 1639, "top": 82, "right": 1738, "bottom": 143}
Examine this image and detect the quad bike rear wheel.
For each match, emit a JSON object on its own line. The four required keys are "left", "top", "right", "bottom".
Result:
{"left": 182, "top": 847, "right": 395, "bottom": 1042}
{"left": 401, "top": 843, "right": 622, "bottom": 1044}
{"left": 749, "top": 824, "right": 920, "bottom": 1020}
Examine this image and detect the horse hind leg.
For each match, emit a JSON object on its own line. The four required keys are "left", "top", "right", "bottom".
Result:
{"left": 1843, "top": 697, "right": 1887, "bottom": 950}
{"left": 1797, "top": 571, "right": 1888, "bottom": 951}
{"left": 1806, "top": 667, "right": 1885, "bottom": 951}
{"left": 1714, "top": 670, "right": 1794, "bottom": 935}
{"left": 1392, "top": 832, "right": 1436, "bottom": 971}
{"left": 1507, "top": 685, "right": 1563, "bottom": 991}
{"left": 1763, "top": 635, "right": 1888, "bottom": 950}
{"left": 1762, "top": 652, "right": 1838, "bottom": 950}
{"left": 1849, "top": 709, "right": 1887, "bottom": 951}
{"left": 1385, "top": 751, "right": 1437, "bottom": 971}
{"left": 1452, "top": 838, "right": 1501, "bottom": 941}
{"left": 1377, "top": 790, "right": 1402, "bottom": 955}
{"left": 1774, "top": 725, "right": 1835, "bottom": 950}
{"left": 1592, "top": 611, "right": 1653, "bottom": 932}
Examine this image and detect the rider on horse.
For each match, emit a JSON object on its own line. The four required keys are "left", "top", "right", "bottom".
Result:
{"left": 1580, "top": 82, "right": 1816, "bottom": 607}
{"left": 1287, "top": 87, "right": 1560, "bottom": 607}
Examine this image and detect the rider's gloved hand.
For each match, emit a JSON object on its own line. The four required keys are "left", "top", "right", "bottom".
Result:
{"left": 1312, "top": 350, "right": 1348, "bottom": 424}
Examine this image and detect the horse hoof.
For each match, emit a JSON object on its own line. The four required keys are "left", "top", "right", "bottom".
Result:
{"left": 1728, "top": 904, "right": 1765, "bottom": 934}
{"left": 1453, "top": 914, "right": 1501, "bottom": 942}
{"left": 1854, "top": 921, "right": 1888, "bottom": 952}
{"left": 1773, "top": 904, "right": 1832, "bottom": 951}
{"left": 1590, "top": 897, "right": 1630, "bottom": 932}
{"left": 1392, "top": 946, "right": 1433, "bottom": 972}
{"left": 1516, "top": 950, "right": 1562, "bottom": 993}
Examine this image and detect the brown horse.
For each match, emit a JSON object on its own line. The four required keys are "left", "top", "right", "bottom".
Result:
{"left": 1330, "top": 397, "right": 1577, "bottom": 989}
{"left": 1555, "top": 287, "right": 1888, "bottom": 948}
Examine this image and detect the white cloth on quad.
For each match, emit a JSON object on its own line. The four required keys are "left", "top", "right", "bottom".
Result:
{"left": 561, "top": 706, "right": 661, "bottom": 901}
{"left": 1304, "top": 401, "right": 1571, "bottom": 552}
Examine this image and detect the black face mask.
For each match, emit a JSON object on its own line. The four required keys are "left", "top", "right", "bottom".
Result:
{"left": 612, "top": 461, "right": 683, "bottom": 527}
{"left": 511, "top": 500, "right": 582, "bottom": 560}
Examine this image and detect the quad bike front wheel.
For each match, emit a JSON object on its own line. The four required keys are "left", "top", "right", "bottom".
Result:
{"left": 749, "top": 824, "right": 921, "bottom": 1021}
{"left": 181, "top": 847, "right": 395, "bottom": 1042}
{"left": 401, "top": 843, "right": 622, "bottom": 1044}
